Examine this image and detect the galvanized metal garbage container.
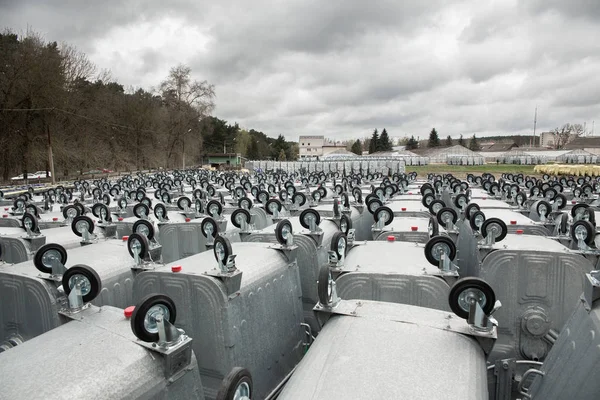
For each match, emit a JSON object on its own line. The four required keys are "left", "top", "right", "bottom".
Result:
{"left": 0, "top": 240, "right": 136, "bottom": 345}
{"left": 245, "top": 217, "right": 343, "bottom": 332}
{"left": 372, "top": 215, "right": 440, "bottom": 243}
{"left": 309, "top": 203, "right": 371, "bottom": 241}
{"left": 132, "top": 241, "right": 305, "bottom": 400}
{"left": 483, "top": 209, "right": 550, "bottom": 236}
{"left": 518, "top": 273, "right": 600, "bottom": 400}
{"left": 478, "top": 234, "right": 594, "bottom": 362}
{"left": 0, "top": 224, "right": 103, "bottom": 264}
{"left": 471, "top": 198, "right": 512, "bottom": 210}
{"left": 385, "top": 201, "right": 432, "bottom": 219}
{"left": 278, "top": 301, "right": 492, "bottom": 400}
{"left": 0, "top": 305, "right": 205, "bottom": 400}
{"left": 157, "top": 217, "right": 241, "bottom": 263}
{"left": 335, "top": 240, "right": 452, "bottom": 310}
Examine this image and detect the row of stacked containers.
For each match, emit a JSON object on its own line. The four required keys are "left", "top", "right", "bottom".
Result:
{"left": 495, "top": 149, "right": 599, "bottom": 165}
{"left": 447, "top": 155, "right": 485, "bottom": 165}
{"left": 246, "top": 158, "right": 406, "bottom": 174}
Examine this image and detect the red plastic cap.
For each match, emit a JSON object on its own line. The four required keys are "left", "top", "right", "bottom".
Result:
{"left": 482, "top": 197, "right": 487, "bottom": 200}
{"left": 387, "top": 235, "right": 395, "bottom": 242}
{"left": 510, "top": 220, "right": 517, "bottom": 225}
{"left": 401, "top": 207, "right": 406, "bottom": 211}
{"left": 516, "top": 229, "right": 524, "bottom": 234}
{"left": 411, "top": 226, "right": 418, "bottom": 231}
{"left": 122, "top": 236, "right": 129, "bottom": 241}
{"left": 3, "top": 208, "right": 8, "bottom": 211}
{"left": 118, "top": 217, "right": 124, "bottom": 221}
{"left": 1, "top": 214, "right": 7, "bottom": 218}
{"left": 571, "top": 200, "right": 577, "bottom": 204}
{"left": 171, "top": 265, "right": 182, "bottom": 273}
{"left": 52, "top": 217, "right": 59, "bottom": 221}
{"left": 124, "top": 306, "right": 135, "bottom": 318}
{"left": 185, "top": 218, "right": 191, "bottom": 222}
{"left": 408, "top": 192, "right": 413, "bottom": 195}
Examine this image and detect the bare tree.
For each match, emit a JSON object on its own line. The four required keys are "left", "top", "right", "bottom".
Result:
{"left": 553, "top": 123, "right": 585, "bottom": 149}
{"left": 60, "top": 44, "right": 97, "bottom": 88}
{"left": 361, "top": 137, "right": 371, "bottom": 153}
{"left": 160, "top": 64, "right": 215, "bottom": 115}
{"left": 159, "top": 64, "right": 215, "bottom": 167}
{"left": 397, "top": 137, "right": 409, "bottom": 146}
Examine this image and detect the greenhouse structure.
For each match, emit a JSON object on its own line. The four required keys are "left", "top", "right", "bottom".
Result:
{"left": 556, "top": 149, "right": 598, "bottom": 164}
{"left": 366, "top": 150, "right": 429, "bottom": 166}
{"left": 496, "top": 149, "right": 547, "bottom": 165}
{"left": 424, "top": 145, "right": 485, "bottom": 165}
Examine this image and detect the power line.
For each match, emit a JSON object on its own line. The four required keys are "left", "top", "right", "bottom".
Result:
{"left": 56, "top": 108, "right": 166, "bottom": 135}
{"left": 0, "top": 106, "right": 169, "bottom": 135}
{"left": 0, "top": 107, "right": 55, "bottom": 111}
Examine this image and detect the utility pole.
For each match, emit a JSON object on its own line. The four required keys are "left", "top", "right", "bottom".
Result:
{"left": 47, "top": 123, "right": 56, "bottom": 184}
{"left": 533, "top": 106, "right": 538, "bottom": 147}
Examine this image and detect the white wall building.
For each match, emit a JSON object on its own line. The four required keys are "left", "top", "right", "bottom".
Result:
{"left": 299, "top": 135, "right": 325, "bottom": 158}
{"left": 540, "top": 131, "right": 556, "bottom": 148}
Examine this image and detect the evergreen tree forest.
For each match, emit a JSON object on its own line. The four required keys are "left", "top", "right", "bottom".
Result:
{"left": 368, "top": 128, "right": 393, "bottom": 153}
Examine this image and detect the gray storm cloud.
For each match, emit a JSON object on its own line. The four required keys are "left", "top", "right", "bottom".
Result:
{"left": 1, "top": 0, "right": 599, "bottom": 141}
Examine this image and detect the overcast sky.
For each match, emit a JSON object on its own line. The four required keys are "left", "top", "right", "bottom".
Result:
{"left": 2, "top": 0, "right": 600, "bottom": 142}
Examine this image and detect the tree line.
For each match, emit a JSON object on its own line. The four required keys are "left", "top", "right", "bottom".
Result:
{"left": 4, "top": 30, "right": 584, "bottom": 182}
{"left": 0, "top": 29, "right": 297, "bottom": 181}
{"left": 404, "top": 125, "right": 585, "bottom": 152}
{"left": 344, "top": 128, "right": 394, "bottom": 156}
{"left": 401, "top": 128, "right": 480, "bottom": 151}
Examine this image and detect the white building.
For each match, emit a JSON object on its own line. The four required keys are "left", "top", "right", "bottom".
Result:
{"left": 299, "top": 135, "right": 325, "bottom": 158}
{"left": 540, "top": 131, "right": 556, "bottom": 148}
{"left": 298, "top": 136, "right": 346, "bottom": 158}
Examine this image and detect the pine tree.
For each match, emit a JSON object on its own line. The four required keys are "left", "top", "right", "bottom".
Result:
{"left": 369, "top": 129, "right": 379, "bottom": 154}
{"left": 428, "top": 128, "right": 440, "bottom": 148}
{"left": 458, "top": 134, "right": 465, "bottom": 147}
{"left": 379, "top": 128, "right": 393, "bottom": 151}
{"left": 406, "top": 135, "right": 419, "bottom": 150}
{"left": 445, "top": 135, "right": 453, "bottom": 147}
{"left": 351, "top": 139, "right": 362, "bottom": 155}
{"left": 468, "top": 134, "right": 480, "bottom": 151}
